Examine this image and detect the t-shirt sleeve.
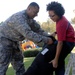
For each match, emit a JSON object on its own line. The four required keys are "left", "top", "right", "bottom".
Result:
{"left": 57, "top": 23, "right": 67, "bottom": 41}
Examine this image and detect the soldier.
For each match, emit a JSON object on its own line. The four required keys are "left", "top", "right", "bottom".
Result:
{"left": 0, "top": 2, "right": 53, "bottom": 75}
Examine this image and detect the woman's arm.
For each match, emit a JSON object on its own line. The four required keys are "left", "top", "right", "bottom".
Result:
{"left": 50, "top": 41, "right": 63, "bottom": 68}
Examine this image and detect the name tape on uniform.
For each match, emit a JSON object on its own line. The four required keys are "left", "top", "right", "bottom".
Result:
{"left": 41, "top": 48, "right": 49, "bottom": 55}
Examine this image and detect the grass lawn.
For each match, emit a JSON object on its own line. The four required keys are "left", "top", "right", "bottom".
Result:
{"left": 6, "top": 48, "right": 75, "bottom": 75}
{"left": 6, "top": 56, "right": 70, "bottom": 75}
{"left": 6, "top": 57, "right": 35, "bottom": 75}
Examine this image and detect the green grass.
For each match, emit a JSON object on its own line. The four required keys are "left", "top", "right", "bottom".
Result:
{"left": 6, "top": 57, "right": 35, "bottom": 75}
{"left": 6, "top": 56, "right": 70, "bottom": 75}
{"left": 6, "top": 48, "right": 75, "bottom": 75}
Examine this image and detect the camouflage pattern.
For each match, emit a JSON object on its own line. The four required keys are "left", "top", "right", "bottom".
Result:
{"left": 0, "top": 37, "right": 25, "bottom": 75}
{"left": 0, "top": 10, "right": 49, "bottom": 75}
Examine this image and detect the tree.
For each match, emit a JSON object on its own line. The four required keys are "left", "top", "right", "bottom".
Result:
{"left": 71, "top": 9, "right": 75, "bottom": 24}
{"left": 71, "top": 17, "right": 75, "bottom": 24}
{"left": 41, "top": 18, "right": 56, "bottom": 33}
{"left": 0, "top": 21, "right": 3, "bottom": 25}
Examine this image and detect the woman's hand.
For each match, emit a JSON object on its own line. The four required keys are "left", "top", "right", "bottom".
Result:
{"left": 49, "top": 58, "right": 58, "bottom": 68}
{"left": 51, "top": 32, "right": 56, "bottom": 37}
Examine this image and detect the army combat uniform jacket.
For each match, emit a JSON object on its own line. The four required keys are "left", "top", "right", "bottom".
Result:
{"left": 0, "top": 10, "right": 50, "bottom": 75}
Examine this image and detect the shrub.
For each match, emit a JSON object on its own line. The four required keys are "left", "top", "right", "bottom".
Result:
{"left": 23, "top": 48, "right": 42, "bottom": 57}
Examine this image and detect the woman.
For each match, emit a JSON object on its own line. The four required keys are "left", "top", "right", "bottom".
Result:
{"left": 47, "top": 1, "right": 75, "bottom": 75}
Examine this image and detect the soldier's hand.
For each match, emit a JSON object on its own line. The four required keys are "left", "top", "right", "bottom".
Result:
{"left": 51, "top": 32, "right": 56, "bottom": 37}
{"left": 47, "top": 38, "right": 53, "bottom": 44}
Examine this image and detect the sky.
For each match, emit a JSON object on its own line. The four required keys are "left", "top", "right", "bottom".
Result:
{"left": 0, "top": 0, "right": 75, "bottom": 23}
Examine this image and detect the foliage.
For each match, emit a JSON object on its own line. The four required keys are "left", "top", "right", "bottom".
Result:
{"left": 71, "top": 9, "right": 75, "bottom": 24}
{"left": 71, "top": 17, "right": 75, "bottom": 24}
{"left": 23, "top": 48, "right": 42, "bottom": 57}
{"left": 0, "top": 21, "right": 3, "bottom": 25}
{"left": 40, "top": 18, "right": 56, "bottom": 33}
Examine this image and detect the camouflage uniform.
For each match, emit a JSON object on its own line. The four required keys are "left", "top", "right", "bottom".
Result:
{"left": 0, "top": 10, "right": 50, "bottom": 75}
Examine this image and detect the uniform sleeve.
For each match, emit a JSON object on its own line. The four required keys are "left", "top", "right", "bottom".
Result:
{"left": 12, "top": 17, "right": 49, "bottom": 46}
{"left": 33, "top": 20, "right": 49, "bottom": 36}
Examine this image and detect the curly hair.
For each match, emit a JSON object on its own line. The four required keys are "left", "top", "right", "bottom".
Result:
{"left": 46, "top": 1, "right": 65, "bottom": 18}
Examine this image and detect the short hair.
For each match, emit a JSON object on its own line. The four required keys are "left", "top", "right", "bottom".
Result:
{"left": 46, "top": 1, "right": 65, "bottom": 18}
{"left": 28, "top": 2, "right": 39, "bottom": 9}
